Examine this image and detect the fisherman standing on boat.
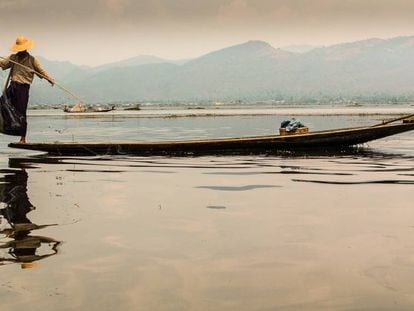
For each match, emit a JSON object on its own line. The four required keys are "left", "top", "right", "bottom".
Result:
{"left": 0, "top": 36, "right": 55, "bottom": 144}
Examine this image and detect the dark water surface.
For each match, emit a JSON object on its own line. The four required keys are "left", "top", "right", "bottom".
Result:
{"left": 0, "top": 113, "right": 413, "bottom": 310}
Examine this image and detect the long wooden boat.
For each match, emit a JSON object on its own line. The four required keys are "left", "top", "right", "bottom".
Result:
{"left": 8, "top": 122, "right": 414, "bottom": 156}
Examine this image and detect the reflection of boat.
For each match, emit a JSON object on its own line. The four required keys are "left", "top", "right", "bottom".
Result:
{"left": 8, "top": 121, "right": 414, "bottom": 156}
{"left": 64, "top": 102, "right": 115, "bottom": 113}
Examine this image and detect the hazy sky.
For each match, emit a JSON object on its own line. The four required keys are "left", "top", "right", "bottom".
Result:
{"left": 1, "top": 0, "right": 414, "bottom": 66}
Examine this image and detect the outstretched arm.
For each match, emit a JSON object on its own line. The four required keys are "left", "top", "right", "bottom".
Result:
{"left": 33, "top": 57, "right": 55, "bottom": 86}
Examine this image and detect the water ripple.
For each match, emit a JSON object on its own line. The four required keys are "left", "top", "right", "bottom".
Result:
{"left": 197, "top": 185, "right": 280, "bottom": 191}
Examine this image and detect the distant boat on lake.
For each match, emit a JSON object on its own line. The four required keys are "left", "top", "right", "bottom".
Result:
{"left": 64, "top": 102, "right": 115, "bottom": 113}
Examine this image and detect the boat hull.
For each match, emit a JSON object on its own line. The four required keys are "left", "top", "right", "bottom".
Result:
{"left": 8, "top": 123, "right": 414, "bottom": 156}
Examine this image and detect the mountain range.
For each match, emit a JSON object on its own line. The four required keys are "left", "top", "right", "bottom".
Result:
{"left": 5, "top": 36, "right": 414, "bottom": 104}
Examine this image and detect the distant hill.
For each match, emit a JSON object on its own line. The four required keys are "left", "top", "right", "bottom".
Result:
{"left": 92, "top": 55, "right": 189, "bottom": 73}
{"left": 23, "top": 36, "right": 414, "bottom": 104}
{"left": 281, "top": 44, "right": 320, "bottom": 53}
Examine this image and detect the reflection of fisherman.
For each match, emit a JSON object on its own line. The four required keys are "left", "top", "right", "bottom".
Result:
{"left": 0, "top": 235, "right": 60, "bottom": 269}
{"left": 0, "top": 170, "right": 60, "bottom": 269}
{"left": 0, "top": 170, "right": 34, "bottom": 225}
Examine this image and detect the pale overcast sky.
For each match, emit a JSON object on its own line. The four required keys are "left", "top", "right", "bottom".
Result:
{"left": 1, "top": 0, "right": 413, "bottom": 66}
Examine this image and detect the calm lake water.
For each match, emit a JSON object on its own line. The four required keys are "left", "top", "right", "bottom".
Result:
{"left": 0, "top": 110, "right": 413, "bottom": 310}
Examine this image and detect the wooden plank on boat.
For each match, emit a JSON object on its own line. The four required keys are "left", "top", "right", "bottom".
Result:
{"left": 8, "top": 123, "right": 414, "bottom": 156}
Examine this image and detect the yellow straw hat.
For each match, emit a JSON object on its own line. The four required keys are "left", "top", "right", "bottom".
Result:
{"left": 10, "top": 36, "right": 34, "bottom": 52}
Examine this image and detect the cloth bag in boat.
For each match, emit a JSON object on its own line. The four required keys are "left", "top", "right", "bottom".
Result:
{"left": 0, "top": 93, "right": 25, "bottom": 136}
{"left": 0, "top": 65, "right": 25, "bottom": 136}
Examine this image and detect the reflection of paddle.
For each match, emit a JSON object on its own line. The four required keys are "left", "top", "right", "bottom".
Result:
{"left": 0, "top": 56, "right": 84, "bottom": 103}
{"left": 373, "top": 113, "right": 414, "bottom": 127}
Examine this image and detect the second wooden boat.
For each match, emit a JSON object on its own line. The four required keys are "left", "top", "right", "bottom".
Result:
{"left": 63, "top": 103, "right": 115, "bottom": 113}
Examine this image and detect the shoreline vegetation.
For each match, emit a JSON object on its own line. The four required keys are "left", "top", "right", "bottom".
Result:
{"left": 26, "top": 106, "right": 414, "bottom": 118}
{"left": 28, "top": 100, "right": 414, "bottom": 111}
{"left": 29, "top": 100, "right": 414, "bottom": 109}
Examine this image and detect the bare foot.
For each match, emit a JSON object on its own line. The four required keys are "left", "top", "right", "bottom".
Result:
{"left": 18, "top": 138, "right": 26, "bottom": 144}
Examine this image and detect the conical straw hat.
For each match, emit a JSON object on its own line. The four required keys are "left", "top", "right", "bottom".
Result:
{"left": 10, "top": 36, "right": 34, "bottom": 52}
